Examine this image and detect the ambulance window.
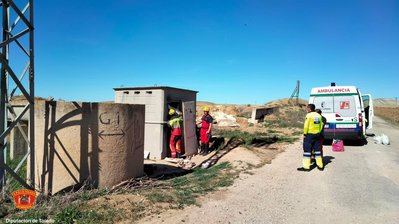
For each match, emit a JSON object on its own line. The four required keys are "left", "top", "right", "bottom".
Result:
{"left": 313, "top": 96, "right": 334, "bottom": 113}
{"left": 362, "top": 97, "right": 369, "bottom": 108}
{"left": 334, "top": 96, "right": 356, "bottom": 117}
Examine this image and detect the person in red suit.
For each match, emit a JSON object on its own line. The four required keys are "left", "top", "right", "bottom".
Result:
{"left": 199, "top": 106, "right": 213, "bottom": 155}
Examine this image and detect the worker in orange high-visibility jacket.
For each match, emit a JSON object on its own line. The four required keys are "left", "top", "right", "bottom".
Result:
{"left": 168, "top": 108, "right": 183, "bottom": 158}
{"left": 298, "top": 104, "right": 324, "bottom": 172}
{"left": 199, "top": 106, "right": 213, "bottom": 155}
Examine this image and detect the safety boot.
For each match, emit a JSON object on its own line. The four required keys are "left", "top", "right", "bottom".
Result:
{"left": 199, "top": 145, "right": 205, "bottom": 155}
{"left": 203, "top": 144, "right": 209, "bottom": 155}
{"left": 316, "top": 157, "right": 324, "bottom": 171}
{"left": 297, "top": 167, "right": 310, "bottom": 172}
{"left": 299, "top": 157, "right": 311, "bottom": 171}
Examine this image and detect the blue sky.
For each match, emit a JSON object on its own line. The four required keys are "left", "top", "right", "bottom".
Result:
{"left": 32, "top": 0, "right": 398, "bottom": 104}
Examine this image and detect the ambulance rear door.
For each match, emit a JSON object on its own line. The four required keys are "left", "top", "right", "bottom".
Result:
{"left": 361, "top": 94, "right": 374, "bottom": 129}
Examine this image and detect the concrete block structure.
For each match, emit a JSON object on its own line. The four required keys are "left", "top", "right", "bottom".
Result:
{"left": 9, "top": 122, "right": 28, "bottom": 159}
{"left": 114, "top": 86, "right": 198, "bottom": 159}
{"left": 250, "top": 107, "right": 278, "bottom": 123}
{"left": 8, "top": 99, "right": 31, "bottom": 160}
{"left": 30, "top": 99, "right": 145, "bottom": 194}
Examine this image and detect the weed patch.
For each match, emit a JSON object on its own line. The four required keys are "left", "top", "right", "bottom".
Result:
{"left": 214, "top": 129, "right": 298, "bottom": 146}
{"left": 145, "top": 162, "right": 235, "bottom": 208}
{"left": 3, "top": 163, "right": 236, "bottom": 223}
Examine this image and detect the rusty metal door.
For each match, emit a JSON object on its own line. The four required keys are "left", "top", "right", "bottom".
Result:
{"left": 182, "top": 101, "right": 198, "bottom": 156}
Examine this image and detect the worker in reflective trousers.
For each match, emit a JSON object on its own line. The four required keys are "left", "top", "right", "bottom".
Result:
{"left": 199, "top": 106, "right": 213, "bottom": 155}
{"left": 168, "top": 108, "right": 183, "bottom": 158}
{"left": 315, "top": 109, "right": 327, "bottom": 158}
{"left": 298, "top": 104, "right": 324, "bottom": 171}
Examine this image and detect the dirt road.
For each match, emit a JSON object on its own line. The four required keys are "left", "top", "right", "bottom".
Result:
{"left": 144, "top": 117, "right": 399, "bottom": 224}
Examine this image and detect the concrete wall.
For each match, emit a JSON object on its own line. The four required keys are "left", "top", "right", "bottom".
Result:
{"left": 115, "top": 89, "right": 165, "bottom": 159}
{"left": 115, "top": 89, "right": 164, "bottom": 122}
{"left": 145, "top": 123, "right": 165, "bottom": 159}
{"left": 8, "top": 100, "right": 30, "bottom": 160}
{"left": 9, "top": 122, "right": 28, "bottom": 159}
{"left": 31, "top": 100, "right": 145, "bottom": 194}
{"left": 250, "top": 107, "right": 278, "bottom": 123}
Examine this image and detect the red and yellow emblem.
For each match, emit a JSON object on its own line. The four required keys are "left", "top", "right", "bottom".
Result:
{"left": 12, "top": 189, "right": 36, "bottom": 210}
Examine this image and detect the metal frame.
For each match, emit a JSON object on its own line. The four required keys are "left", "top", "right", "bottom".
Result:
{"left": 290, "top": 80, "right": 300, "bottom": 105}
{"left": 0, "top": 0, "right": 34, "bottom": 192}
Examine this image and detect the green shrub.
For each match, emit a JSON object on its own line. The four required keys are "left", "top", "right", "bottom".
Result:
{"left": 54, "top": 205, "right": 83, "bottom": 223}
{"left": 214, "top": 129, "right": 297, "bottom": 146}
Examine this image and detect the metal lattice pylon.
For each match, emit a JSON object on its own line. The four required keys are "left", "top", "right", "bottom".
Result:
{"left": 289, "top": 80, "right": 300, "bottom": 105}
{"left": 0, "top": 0, "right": 35, "bottom": 192}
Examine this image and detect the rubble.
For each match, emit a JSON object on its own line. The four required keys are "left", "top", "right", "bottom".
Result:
{"left": 374, "top": 134, "right": 390, "bottom": 145}
{"left": 213, "top": 111, "right": 240, "bottom": 127}
{"left": 164, "top": 157, "right": 196, "bottom": 170}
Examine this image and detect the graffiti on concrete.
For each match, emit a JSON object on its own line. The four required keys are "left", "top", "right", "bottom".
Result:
{"left": 98, "top": 112, "right": 124, "bottom": 138}
{"left": 99, "top": 112, "right": 110, "bottom": 125}
{"left": 98, "top": 129, "right": 125, "bottom": 139}
{"left": 99, "top": 112, "right": 120, "bottom": 125}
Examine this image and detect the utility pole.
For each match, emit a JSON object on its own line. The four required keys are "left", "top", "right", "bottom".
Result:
{"left": 0, "top": 0, "right": 35, "bottom": 193}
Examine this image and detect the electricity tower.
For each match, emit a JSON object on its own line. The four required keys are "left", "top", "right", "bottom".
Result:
{"left": 0, "top": 0, "right": 35, "bottom": 193}
{"left": 289, "top": 80, "right": 300, "bottom": 105}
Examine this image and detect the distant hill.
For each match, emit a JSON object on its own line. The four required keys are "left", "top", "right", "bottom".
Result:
{"left": 265, "top": 98, "right": 307, "bottom": 107}
{"left": 197, "top": 101, "right": 216, "bottom": 105}
{"left": 373, "top": 98, "right": 398, "bottom": 107}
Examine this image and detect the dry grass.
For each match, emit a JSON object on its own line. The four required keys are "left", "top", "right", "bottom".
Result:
{"left": 375, "top": 107, "right": 399, "bottom": 126}
{"left": 2, "top": 163, "right": 236, "bottom": 223}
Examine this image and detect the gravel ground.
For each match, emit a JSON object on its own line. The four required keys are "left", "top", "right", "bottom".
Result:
{"left": 143, "top": 117, "right": 399, "bottom": 224}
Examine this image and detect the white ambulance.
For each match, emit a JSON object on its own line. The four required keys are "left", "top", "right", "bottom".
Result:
{"left": 308, "top": 83, "right": 374, "bottom": 140}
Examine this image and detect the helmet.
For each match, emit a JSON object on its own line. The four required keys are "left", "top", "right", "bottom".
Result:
{"left": 202, "top": 106, "right": 210, "bottom": 112}
{"left": 169, "top": 108, "right": 175, "bottom": 115}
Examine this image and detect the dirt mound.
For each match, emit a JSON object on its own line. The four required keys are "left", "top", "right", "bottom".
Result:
{"left": 219, "top": 147, "right": 262, "bottom": 169}
{"left": 257, "top": 98, "right": 307, "bottom": 128}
